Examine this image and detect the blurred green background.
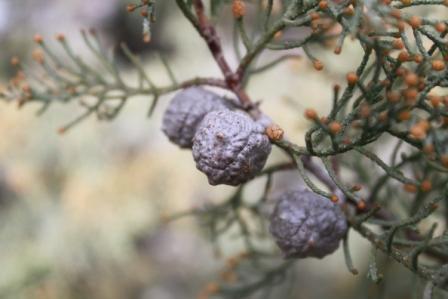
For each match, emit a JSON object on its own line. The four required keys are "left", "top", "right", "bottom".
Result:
{"left": 0, "top": 1, "right": 446, "bottom": 298}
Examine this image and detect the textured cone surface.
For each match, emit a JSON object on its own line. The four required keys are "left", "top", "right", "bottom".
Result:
{"left": 192, "top": 110, "right": 272, "bottom": 186}
{"left": 162, "top": 87, "right": 231, "bottom": 148}
{"left": 269, "top": 188, "right": 347, "bottom": 259}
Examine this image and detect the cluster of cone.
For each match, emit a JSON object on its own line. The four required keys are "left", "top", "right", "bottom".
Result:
{"left": 162, "top": 88, "right": 347, "bottom": 258}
